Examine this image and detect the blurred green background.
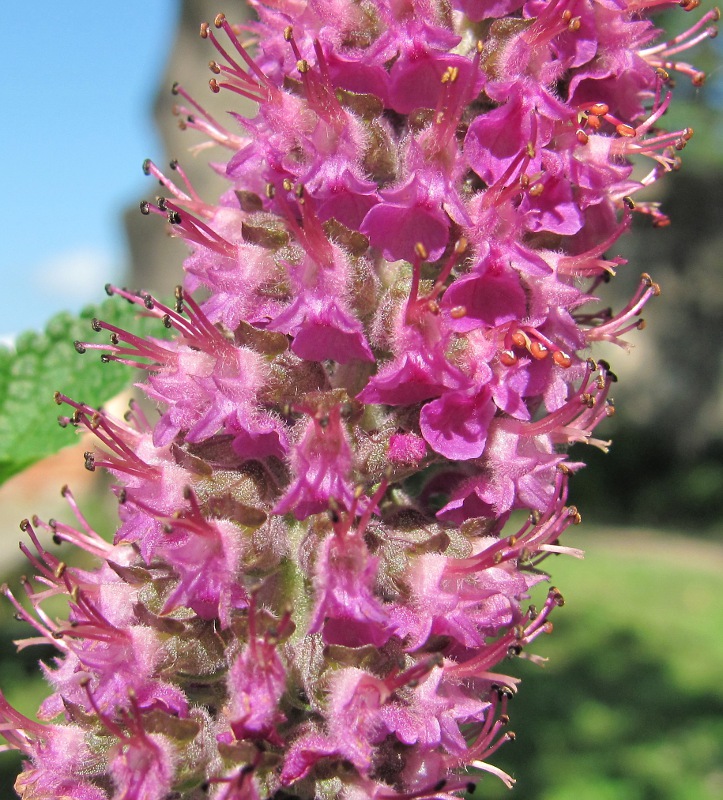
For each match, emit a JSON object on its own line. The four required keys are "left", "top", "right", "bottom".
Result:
{"left": 1, "top": 3, "right": 721, "bottom": 799}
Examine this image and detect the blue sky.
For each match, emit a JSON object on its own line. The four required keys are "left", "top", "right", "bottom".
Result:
{"left": 0, "top": 2, "right": 178, "bottom": 340}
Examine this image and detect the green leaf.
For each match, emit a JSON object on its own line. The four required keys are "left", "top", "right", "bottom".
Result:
{"left": 0, "top": 297, "right": 171, "bottom": 486}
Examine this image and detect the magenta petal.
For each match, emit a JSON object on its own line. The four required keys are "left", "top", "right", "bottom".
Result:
{"left": 270, "top": 296, "right": 374, "bottom": 363}
{"left": 230, "top": 412, "right": 288, "bottom": 460}
{"left": 420, "top": 387, "right": 496, "bottom": 459}
{"left": 360, "top": 174, "right": 450, "bottom": 263}
{"left": 442, "top": 268, "right": 527, "bottom": 332}
{"left": 388, "top": 51, "right": 482, "bottom": 114}
{"left": 361, "top": 201, "right": 449, "bottom": 263}
{"left": 519, "top": 174, "right": 584, "bottom": 235}
{"left": 281, "top": 734, "right": 338, "bottom": 785}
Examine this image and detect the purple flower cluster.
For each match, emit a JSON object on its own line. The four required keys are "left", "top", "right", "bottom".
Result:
{"left": 2, "top": 1, "right": 715, "bottom": 798}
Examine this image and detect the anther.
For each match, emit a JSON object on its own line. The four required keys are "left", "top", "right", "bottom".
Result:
{"left": 214, "top": 13, "right": 226, "bottom": 27}
{"left": 616, "top": 123, "right": 636, "bottom": 137}
{"left": 74, "top": 341, "right": 86, "bottom": 354}
{"left": 209, "top": 78, "right": 221, "bottom": 93}
{"left": 84, "top": 452, "right": 96, "bottom": 472}
{"left": 171, "top": 82, "right": 180, "bottom": 95}
{"left": 296, "top": 59, "right": 309, "bottom": 74}
{"left": 623, "top": 196, "right": 635, "bottom": 210}
{"left": 200, "top": 22, "right": 210, "bottom": 38}
{"left": 209, "top": 60, "right": 221, "bottom": 74}
{"left": 142, "top": 158, "right": 152, "bottom": 176}
{"left": 549, "top": 587, "right": 565, "bottom": 606}
{"left": 414, "top": 242, "right": 428, "bottom": 260}
{"left": 450, "top": 305, "right": 467, "bottom": 318}
{"left": 139, "top": 200, "right": 151, "bottom": 215}
{"left": 91, "top": 318, "right": 102, "bottom": 332}
{"left": 283, "top": 26, "right": 293, "bottom": 41}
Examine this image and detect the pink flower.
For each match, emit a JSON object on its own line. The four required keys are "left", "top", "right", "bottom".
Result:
{"left": 274, "top": 402, "right": 357, "bottom": 519}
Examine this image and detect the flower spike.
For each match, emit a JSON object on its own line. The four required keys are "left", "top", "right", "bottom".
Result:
{"left": 2, "top": 1, "right": 710, "bottom": 797}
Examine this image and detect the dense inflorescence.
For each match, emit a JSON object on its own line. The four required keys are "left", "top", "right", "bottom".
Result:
{"left": 1, "top": 1, "right": 716, "bottom": 798}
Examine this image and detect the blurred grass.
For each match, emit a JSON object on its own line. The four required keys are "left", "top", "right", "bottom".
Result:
{"left": 1, "top": 527, "right": 720, "bottom": 798}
